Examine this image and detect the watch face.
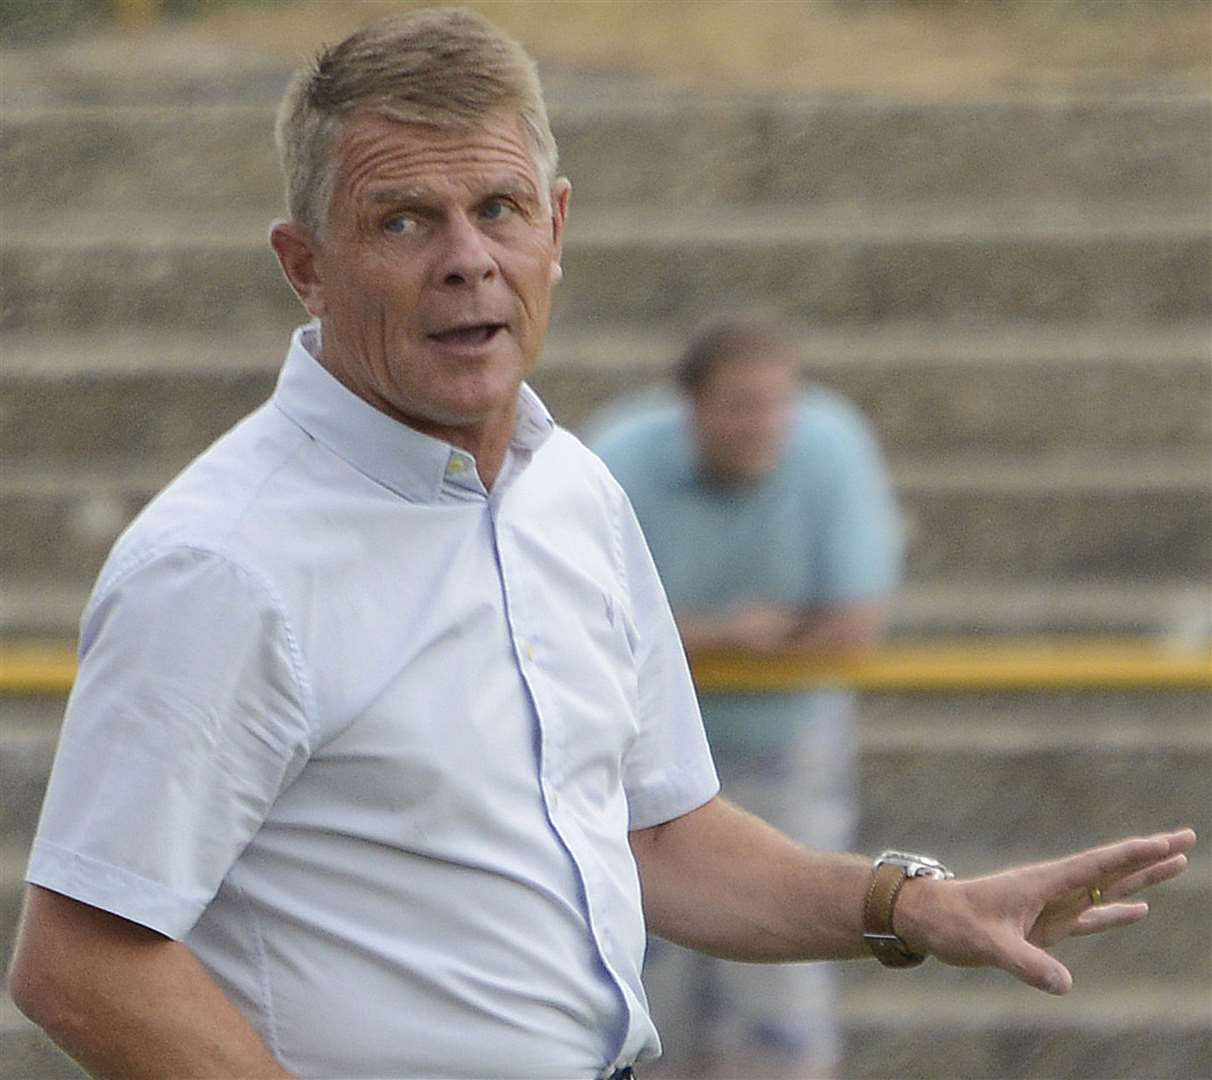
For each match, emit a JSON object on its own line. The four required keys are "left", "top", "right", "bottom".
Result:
{"left": 875, "top": 850, "right": 954, "bottom": 879}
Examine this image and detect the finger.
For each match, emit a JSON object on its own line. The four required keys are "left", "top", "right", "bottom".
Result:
{"left": 1103, "top": 852, "right": 1189, "bottom": 902}
{"left": 1033, "top": 829, "right": 1196, "bottom": 897}
{"left": 1071, "top": 900, "right": 1149, "bottom": 937}
{"left": 996, "top": 936, "right": 1074, "bottom": 996}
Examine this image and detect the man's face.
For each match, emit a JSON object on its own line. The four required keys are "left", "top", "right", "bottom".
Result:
{"left": 301, "top": 110, "right": 569, "bottom": 444}
{"left": 691, "top": 350, "right": 798, "bottom": 485}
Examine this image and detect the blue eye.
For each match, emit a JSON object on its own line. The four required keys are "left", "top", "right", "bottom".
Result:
{"left": 383, "top": 214, "right": 414, "bottom": 235}
{"left": 480, "top": 199, "right": 514, "bottom": 223}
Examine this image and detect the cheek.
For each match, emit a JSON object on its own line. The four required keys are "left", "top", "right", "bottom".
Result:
{"left": 510, "top": 244, "right": 559, "bottom": 305}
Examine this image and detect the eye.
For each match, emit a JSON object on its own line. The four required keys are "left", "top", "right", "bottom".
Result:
{"left": 383, "top": 213, "right": 416, "bottom": 236}
{"left": 479, "top": 197, "right": 517, "bottom": 224}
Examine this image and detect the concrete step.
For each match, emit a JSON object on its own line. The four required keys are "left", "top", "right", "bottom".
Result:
{"left": 2, "top": 94, "right": 1208, "bottom": 211}
{"left": 886, "top": 580, "right": 1212, "bottom": 642}
{"left": 893, "top": 455, "right": 1211, "bottom": 580}
{"left": 1, "top": 981, "right": 1205, "bottom": 1080}
{"left": 838, "top": 983, "right": 1210, "bottom": 1079}
{"left": 0, "top": 33, "right": 290, "bottom": 110}
{"left": 3, "top": 576, "right": 1206, "bottom": 645}
{"left": 851, "top": 715, "right": 1211, "bottom": 857}
{"left": 1, "top": 206, "right": 1208, "bottom": 334}
{"left": 2, "top": 324, "right": 1208, "bottom": 465}
{"left": 0, "top": 38, "right": 661, "bottom": 111}
{"left": 3, "top": 453, "right": 1208, "bottom": 592}
{"left": 859, "top": 687, "right": 1212, "bottom": 730}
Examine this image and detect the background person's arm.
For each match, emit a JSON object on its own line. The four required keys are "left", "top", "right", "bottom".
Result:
{"left": 676, "top": 599, "right": 887, "bottom": 657}
{"left": 629, "top": 797, "right": 1195, "bottom": 995}
{"left": 8, "top": 886, "right": 297, "bottom": 1080}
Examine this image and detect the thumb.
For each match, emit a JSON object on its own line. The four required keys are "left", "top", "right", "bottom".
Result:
{"left": 999, "top": 939, "right": 1073, "bottom": 996}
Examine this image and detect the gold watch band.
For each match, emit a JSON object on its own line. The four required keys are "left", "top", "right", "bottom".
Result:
{"left": 862, "top": 861, "right": 927, "bottom": 968}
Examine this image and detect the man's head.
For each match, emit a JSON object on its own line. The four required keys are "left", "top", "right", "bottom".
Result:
{"left": 675, "top": 316, "right": 800, "bottom": 485}
{"left": 268, "top": 8, "right": 569, "bottom": 460}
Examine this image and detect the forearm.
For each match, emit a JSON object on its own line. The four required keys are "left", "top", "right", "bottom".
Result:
{"left": 631, "top": 803, "right": 1197, "bottom": 996}
{"left": 676, "top": 601, "right": 887, "bottom": 657}
{"left": 784, "top": 602, "right": 887, "bottom": 655}
{"left": 631, "top": 797, "right": 872, "bottom": 962}
{"left": 674, "top": 611, "right": 746, "bottom": 654}
{"left": 9, "top": 886, "right": 295, "bottom": 1080}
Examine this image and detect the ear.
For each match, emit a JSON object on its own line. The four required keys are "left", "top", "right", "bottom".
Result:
{"left": 547, "top": 177, "right": 571, "bottom": 285}
{"left": 269, "top": 220, "right": 326, "bottom": 318}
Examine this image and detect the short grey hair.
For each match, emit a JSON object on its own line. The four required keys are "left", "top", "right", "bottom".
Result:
{"left": 275, "top": 7, "right": 559, "bottom": 237}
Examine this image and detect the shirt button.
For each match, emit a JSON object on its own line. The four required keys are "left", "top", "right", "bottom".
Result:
{"left": 446, "top": 457, "right": 467, "bottom": 476}
{"left": 522, "top": 639, "right": 536, "bottom": 661}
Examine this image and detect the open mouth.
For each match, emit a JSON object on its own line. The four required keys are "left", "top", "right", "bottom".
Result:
{"left": 428, "top": 323, "right": 507, "bottom": 348}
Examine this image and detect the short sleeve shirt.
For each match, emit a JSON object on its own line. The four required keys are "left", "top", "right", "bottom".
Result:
{"left": 27, "top": 326, "right": 719, "bottom": 1080}
{"left": 589, "top": 391, "right": 903, "bottom": 758}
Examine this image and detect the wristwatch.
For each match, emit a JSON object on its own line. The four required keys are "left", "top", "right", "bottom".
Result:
{"left": 863, "top": 850, "right": 954, "bottom": 968}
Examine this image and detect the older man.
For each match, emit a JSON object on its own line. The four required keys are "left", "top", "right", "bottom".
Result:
{"left": 8, "top": 9, "right": 1196, "bottom": 1080}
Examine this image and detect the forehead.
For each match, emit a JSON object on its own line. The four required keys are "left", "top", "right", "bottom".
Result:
{"left": 332, "top": 110, "right": 541, "bottom": 202}
{"left": 701, "top": 349, "right": 798, "bottom": 396}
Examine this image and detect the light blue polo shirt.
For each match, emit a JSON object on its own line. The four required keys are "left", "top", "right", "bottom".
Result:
{"left": 588, "top": 390, "right": 903, "bottom": 760}
{"left": 28, "top": 326, "right": 718, "bottom": 1079}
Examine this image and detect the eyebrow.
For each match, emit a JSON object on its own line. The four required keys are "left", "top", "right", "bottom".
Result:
{"left": 366, "top": 178, "right": 539, "bottom": 207}
{"left": 367, "top": 188, "right": 427, "bottom": 206}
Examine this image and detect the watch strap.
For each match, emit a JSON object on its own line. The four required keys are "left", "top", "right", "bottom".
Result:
{"left": 863, "top": 861, "right": 927, "bottom": 968}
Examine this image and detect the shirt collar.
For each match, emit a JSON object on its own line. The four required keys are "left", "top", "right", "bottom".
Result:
{"left": 272, "top": 324, "right": 554, "bottom": 503}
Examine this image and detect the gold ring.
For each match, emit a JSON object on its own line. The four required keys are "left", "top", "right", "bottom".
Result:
{"left": 1088, "top": 885, "right": 1103, "bottom": 906}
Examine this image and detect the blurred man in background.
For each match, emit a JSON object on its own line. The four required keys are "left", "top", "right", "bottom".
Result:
{"left": 590, "top": 315, "right": 903, "bottom": 1078}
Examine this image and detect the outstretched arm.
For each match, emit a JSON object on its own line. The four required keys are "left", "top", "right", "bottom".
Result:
{"left": 629, "top": 797, "right": 1195, "bottom": 995}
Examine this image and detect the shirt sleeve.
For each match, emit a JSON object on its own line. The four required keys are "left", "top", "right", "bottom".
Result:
{"left": 807, "top": 402, "right": 904, "bottom": 603}
{"left": 611, "top": 490, "right": 719, "bottom": 831}
{"left": 26, "top": 546, "right": 311, "bottom": 939}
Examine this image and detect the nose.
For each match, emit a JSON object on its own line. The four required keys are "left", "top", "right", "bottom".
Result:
{"left": 435, "top": 215, "right": 496, "bottom": 287}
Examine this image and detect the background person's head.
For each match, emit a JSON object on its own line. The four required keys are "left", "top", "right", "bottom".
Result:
{"left": 675, "top": 316, "right": 800, "bottom": 486}
{"left": 274, "top": 6, "right": 559, "bottom": 240}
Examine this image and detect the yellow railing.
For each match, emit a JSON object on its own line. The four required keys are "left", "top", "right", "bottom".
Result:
{"left": 692, "top": 640, "right": 1212, "bottom": 693}
{"left": 1, "top": 639, "right": 1208, "bottom": 697}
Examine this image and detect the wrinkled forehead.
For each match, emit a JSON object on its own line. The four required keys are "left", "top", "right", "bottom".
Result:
{"left": 331, "top": 109, "right": 545, "bottom": 202}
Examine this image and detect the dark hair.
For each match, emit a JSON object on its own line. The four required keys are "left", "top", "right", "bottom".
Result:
{"left": 674, "top": 315, "right": 797, "bottom": 395}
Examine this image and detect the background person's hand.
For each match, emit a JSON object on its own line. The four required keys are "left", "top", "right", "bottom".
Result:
{"left": 720, "top": 603, "right": 801, "bottom": 652}
{"left": 895, "top": 828, "right": 1197, "bottom": 995}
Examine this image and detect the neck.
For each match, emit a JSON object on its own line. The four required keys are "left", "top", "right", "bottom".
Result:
{"left": 315, "top": 347, "right": 519, "bottom": 491}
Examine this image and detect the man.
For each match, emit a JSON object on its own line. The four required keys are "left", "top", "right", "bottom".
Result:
{"left": 7, "top": 10, "right": 1196, "bottom": 1080}
{"left": 588, "top": 316, "right": 902, "bottom": 1078}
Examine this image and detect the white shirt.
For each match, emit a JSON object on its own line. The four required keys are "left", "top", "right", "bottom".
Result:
{"left": 28, "top": 325, "right": 719, "bottom": 1079}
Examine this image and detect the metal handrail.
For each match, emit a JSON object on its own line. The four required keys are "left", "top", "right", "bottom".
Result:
{"left": 1, "top": 640, "right": 1208, "bottom": 697}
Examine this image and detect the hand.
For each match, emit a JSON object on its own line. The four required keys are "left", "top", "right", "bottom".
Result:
{"left": 721, "top": 604, "right": 800, "bottom": 652}
{"left": 896, "top": 828, "right": 1197, "bottom": 995}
